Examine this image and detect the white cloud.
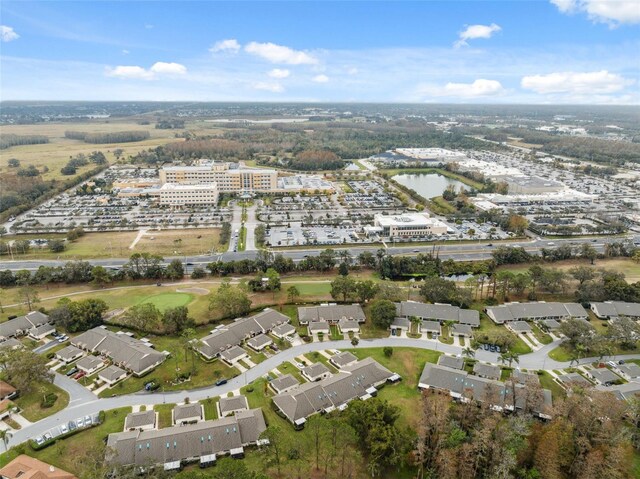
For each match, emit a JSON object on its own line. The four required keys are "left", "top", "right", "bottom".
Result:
{"left": 122, "top": 49, "right": 130, "bottom": 55}
{"left": 312, "top": 74, "right": 329, "bottom": 83}
{"left": 252, "top": 81, "right": 284, "bottom": 93}
{"left": 210, "top": 39, "right": 241, "bottom": 53}
{"left": 455, "top": 23, "right": 501, "bottom": 47}
{"left": 144, "top": 24, "right": 154, "bottom": 29}
{"left": 1, "top": 25, "right": 19, "bottom": 42}
{"left": 443, "top": 79, "right": 504, "bottom": 96}
{"left": 150, "top": 62, "right": 187, "bottom": 75}
{"left": 245, "top": 41, "right": 318, "bottom": 64}
{"left": 106, "top": 65, "right": 154, "bottom": 80}
{"left": 521, "top": 70, "right": 634, "bottom": 94}
{"left": 267, "top": 68, "right": 290, "bottom": 79}
{"left": 550, "top": 0, "right": 640, "bottom": 25}
{"left": 106, "top": 62, "right": 187, "bottom": 80}
{"left": 347, "top": 67, "right": 359, "bottom": 75}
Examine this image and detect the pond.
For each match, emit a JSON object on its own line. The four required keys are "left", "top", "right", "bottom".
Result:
{"left": 392, "top": 173, "right": 468, "bottom": 199}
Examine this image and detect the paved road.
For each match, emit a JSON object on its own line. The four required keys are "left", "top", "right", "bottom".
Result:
{"left": 0, "top": 236, "right": 624, "bottom": 271}
{"left": 5, "top": 335, "right": 640, "bottom": 451}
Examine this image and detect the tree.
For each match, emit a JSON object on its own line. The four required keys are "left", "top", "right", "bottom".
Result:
{"left": 559, "top": 317, "right": 594, "bottom": 349}
{"left": 48, "top": 239, "right": 65, "bottom": 253}
{"left": 376, "top": 282, "right": 404, "bottom": 301}
{"left": 181, "top": 328, "right": 198, "bottom": 373}
{"left": 7, "top": 158, "right": 20, "bottom": 167}
{"left": 265, "top": 268, "right": 281, "bottom": 292}
{"left": 260, "top": 425, "right": 286, "bottom": 476}
{"left": 569, "top": 265, "right": 597, "bottom": 286}
{"left": 370, "top": 299, "right": 397, "bottom": 328}
{"left": 0, "top": 348, "right": 53, "bottom": 394}
{"left": 91, "top": 265, "right": 111, "bottom": 288}
{"left": 165, "top": 259, "right": 184, "bottom": 280}
{"left": 61, "top": 298, "right": 108, "bottom": 332}
{"left": 60, "top": 164, "right": 77, "bottom": 175}
{"left": 287, "top": 285, "right": 300, "bottom": 304}
{"left": 19, "top": 286, "right": 39, "bottom": 311}
{"left": 607, "top": 317, "right": 640, "bottom": 350}
{"left": 507, "top": 214, "right": 529, "bottom": 235}
{"left": 383, "top": 346, "right": 393, "bottom": 357}
{"left": 330, "top": 275, "right": 357, "bottom": 302}
{"left": 338, "top": 262, "right": 349, "bottom": 276}
{"left": 462, "top": 346, "right": 475, "bottom": 359}
{"left": 126, "top": 303, "right": 162, "bottom": 332}
{"left": 208, "top": 280, "right": 252, "bottom": 319}
{"left": 499, "top": 350, "right": 519, "bottom": 368}
{"left": 580, "top": 243, "right": 598, "bottom": 265}
{"left": 355, "top": 279, "right": 379, "bottom": 303}
{"left": 163, "top": 306, "right": 194, "bottom": 334}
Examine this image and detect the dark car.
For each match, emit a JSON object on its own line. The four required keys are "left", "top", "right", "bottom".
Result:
{"left": 215, "top": 378, "right": 228, "bottom": 386}
{"left": 66, "top": 367, "right": 79, "bottom": 377}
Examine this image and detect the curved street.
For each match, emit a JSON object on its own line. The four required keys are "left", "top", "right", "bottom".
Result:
{"left": 4, "top": 335, "right": 640, "bottom": 452}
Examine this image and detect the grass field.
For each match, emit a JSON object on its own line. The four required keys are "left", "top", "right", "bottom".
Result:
{"left": 0, "top": 121, "right": 182, "bottom": 182}
{"left": 139, "top": 292, "right": 193, "bottom": 312}
{"left": 14, "top": 382, "right": 70, "bottom": 422}
{"left": 537, "top": 371, "right": 566, "bottom": 400}
{"left": 498, "top": 258, "right": 640, "bottom": 282}
{"left": 3, "top": 228, "right": 223, "bottom": 260}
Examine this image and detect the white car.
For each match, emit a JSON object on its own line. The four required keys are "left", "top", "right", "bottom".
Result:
{"left": 76, "top": 418, "right": 84, "bottom": 427}
{"left": 60, "top": 424, "right": 68, "bottom": 434}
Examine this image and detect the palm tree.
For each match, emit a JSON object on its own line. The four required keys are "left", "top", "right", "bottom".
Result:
{"left": 499, "top": 350, "right": 520, "bottom": 368}
{"left": 462, "top": 347, "right": 475, "bottom": 360}
{"left": 409, "top": 316, "right": 421, "bottom": 335}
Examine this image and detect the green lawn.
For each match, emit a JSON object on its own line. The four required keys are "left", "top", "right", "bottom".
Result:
{"left": 139, "top": 292, "right": 193, "bottom": 312}
{"left": 14, "top": 382, "right": 69, "bottom": 422}
{"left": 0, "top": 407, "right": 132, "bottom": 474}
{"left": 474, "top": 314, "right": 532, "bottom": 355}
{"left": 201, "top": 397, "right": 219, "bottom": 420}
{"left": 530, "top": 323, "right": 553, "bottom": 345}
{"left": 238, "top": 226, "right": 247, "bottom": 252}
{"left": 154, "top": 403, "right": 175, "bottom": 428}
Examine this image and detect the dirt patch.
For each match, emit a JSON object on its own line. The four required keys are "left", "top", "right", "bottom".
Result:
{"left": 176, "top": 287, "right": 209, "bottom": 295}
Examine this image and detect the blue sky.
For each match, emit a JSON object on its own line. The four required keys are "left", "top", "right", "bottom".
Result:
{"left": 1, "top": 1, "right": 638, "bottom": 103}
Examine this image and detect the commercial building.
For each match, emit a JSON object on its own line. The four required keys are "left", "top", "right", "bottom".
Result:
{"left": 272, "top": 358, "right": 398, "bottom": 427}
{"left": 486, "top": 302, "right": 588, "bottom": 324}
{"left": 395, "top": 148, "right": 467, "bottom": 163}
{"left": 160, "top": 161, "right": 278, "bottom": 193}
{"left": 71, "top": 327, "right": 166, "bottom": 376}
{"left": 159, "top": 183, "right": 219, "bottom": 206}
{"left": 106, "top": 409, "right": 267, "bottom": 468}
{"left": 500, "top": 175, "right": 565, "bottom": 194}
{"left": 373, "top": 213, "right": 448, "bottom": 238}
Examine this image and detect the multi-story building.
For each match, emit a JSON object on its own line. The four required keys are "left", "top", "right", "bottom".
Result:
{"left": 372, "top": 212, "right": 449, "bottom": 238}
{"left": 159, "top": 183, "right": 219, "bottom": 206}
{"left": 159, "top": 161, "right": 278, "bottom": 193}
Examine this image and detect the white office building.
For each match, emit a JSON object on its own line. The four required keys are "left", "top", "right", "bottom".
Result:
{"left": 373, "top": 212, "right": 449, "bottom": 238}
{"left": 159, "top": 183, "right": 220, "bottom": 206}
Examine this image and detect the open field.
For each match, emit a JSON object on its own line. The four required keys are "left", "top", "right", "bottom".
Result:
{"left": 498, "top": 257, "right": 640, "bottom": 282}
{"left": 2, "top": 228, "right": 223, "bottom": 260}
{"left": 0, "top": 121, "right": 182, "bottom": 182}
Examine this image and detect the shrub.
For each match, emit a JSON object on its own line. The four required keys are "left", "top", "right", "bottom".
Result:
{"left": 383, "top": 346, "right": 393, "bottom": 357}
{"left": 41, "top": 393, "right": 58, "bottom": 409}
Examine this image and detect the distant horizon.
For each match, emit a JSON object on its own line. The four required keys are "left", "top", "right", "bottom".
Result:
{"left": 1, "top": 1, "right": 638, "bottom": 104}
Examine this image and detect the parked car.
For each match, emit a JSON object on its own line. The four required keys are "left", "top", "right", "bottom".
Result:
{"left": 215, "top": 378, "right": 228, "bottom": 386}
{"left": 68, "top": 421, "right": 77, "bottom": 431}
{"left": 73, "top": 371, "right": 86, "bottom": 380}
{"left": 66, "top": 367, "right": 79, "bottom": 377}
{"left": 76, "top": 418, "right": 84, "bottom": 427}
{"left": 35, "top": 436, "right": 45, "bottom": 445}
{"left": 84, "top": 415, "right": 92, "bottom": 426}
{"left": 60, "top": 424, "right": 68, "bottom": 434}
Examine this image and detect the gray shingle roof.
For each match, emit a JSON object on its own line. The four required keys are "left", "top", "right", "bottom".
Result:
{"left": 272, "top": 323, "right": 295, "bottom": 337}
{"left": 391, "top": 317, "right": 411, "bottom": 329}
{"left": 420, "top": 320, "right": 441, "bottom": 333}
{"left": 173, "top": 403, "right": 203, "bottom": 422}
{"left": 330, "top": 351, "right": 358, "bottom": 368}
{"left": 395, "top": 302, "right": 479, "bottom": 326}
{"left": 71, "top": 328, "right": 165, "bottom": 375}
{"left": 487, "top": 302, "right": 587, "bottom": 323}
{"left": 451, "top": 323, "right": 473, "bottom": 336}
{"left": 273, "top": 358, "right": 395, "bottom": 423}
{"left": 270, "top": 374, "right": 299, "bottom": 393}
{"left": 197, "top": 309, "right": 290, "bottom": 359}
{"left": 308, "top": 321, "right": 330, "bottom": 333}
{"left": 541, "top": 319, "right": 561, "bottom": 330}
{"left": 99, "top": 365, "right": 126, "bottom": 382}
{"left": 509, "top": 321, "right": 532, "bottom": 333}
{"left": 589, "top": 368, "right": 620, "bottom": 384}
{"left": 558, "top": 372, "right": 591, "bottom": 385}
{"left": 618, "top": 363, "right": 640, "bottom": 378}
{"left": 437, "top": 355, "right": 464, "bottom": 370}
{"left": 106, "top": 409, "right": 266, "bottom": 466}
{"left": 591, "top": 301, "right": 640, "bottom": 318}
{"left": 302, "top": 362, "right": 331, "bottom": 380}
{"left": 473, "top": 363, "right": 501, "bottom": 380}
{"left": 246, "top": 334, "right": 272, "bottom": 350}
{"left": 56, "top": 345, "right": 83, "bottom": 362}
{"left": 220, "top": 345, "right": 247, "bottom": 363}
{"left": 298, "top": 305, "right": 365, "bottom": 324}
{"left": 419, "top": 363, "right": 553, "bottom": 415}
{"left": 218, "top": 396, "right": 249, "bottom": 415}
{"left": 77, "top": 355, "right": 104, "bottom": 371}
{"left": 0, "top": 311, "right": 50, "bottom": 339}
{"left": 125, "top": 411, "right": 156, "bottom": 430}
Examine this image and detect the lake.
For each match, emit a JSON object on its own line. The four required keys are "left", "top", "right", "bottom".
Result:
{"left": 392, "top": 172, "right": 468, "bottom": 199}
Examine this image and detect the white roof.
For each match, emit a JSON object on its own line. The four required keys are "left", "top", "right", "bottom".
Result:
{"left": 375, "top": 212, "right": 441, "bottom": 227}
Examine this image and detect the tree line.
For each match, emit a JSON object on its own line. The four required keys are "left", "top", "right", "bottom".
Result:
{"left": 0, "top": 134, "right": 48, "bottom": 150}
{"left": 65, "top": 130, "right": 150, "bottom": 144}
